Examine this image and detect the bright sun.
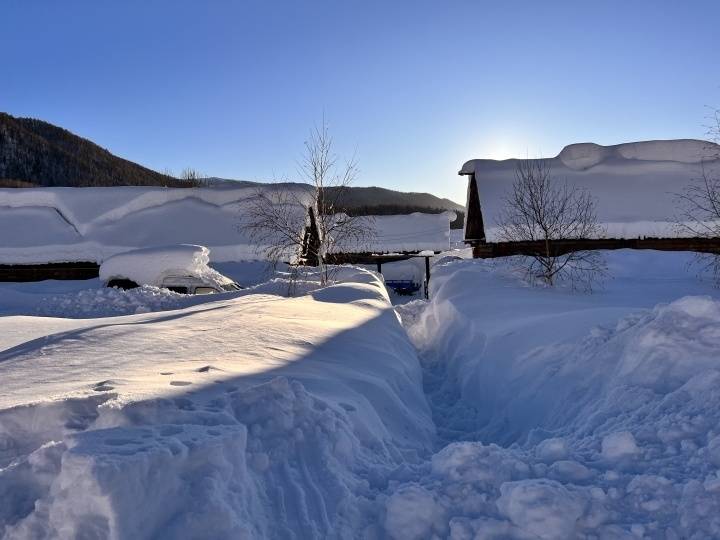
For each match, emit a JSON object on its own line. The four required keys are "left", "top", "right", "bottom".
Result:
{"left": 482, "top": 139, "right": 520, "bottom": 160}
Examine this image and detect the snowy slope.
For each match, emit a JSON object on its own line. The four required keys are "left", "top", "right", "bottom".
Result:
{"left": 0, "top": 267, "right": 434, "bottom": 538}
{"left": 0, "top": 185, "right": 313, "bottom": 264}
{"left": 460, "top": 139, "right": 720, "bottom": 240}
{"left": 392, "top": 250, "right": 720, "bottom": 538}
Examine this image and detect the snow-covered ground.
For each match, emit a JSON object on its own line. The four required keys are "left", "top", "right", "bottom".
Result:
{"left": 0, "top": 267, "right": 433, "bottom": 538}
{"left": 2, "top": 249, "right": 720, "bottom": 538}
{"left": 0, "top": 260, "right": 286, "bottom": 319}
{"left": 393, "top": 250, "right": 720, "bottom": 538}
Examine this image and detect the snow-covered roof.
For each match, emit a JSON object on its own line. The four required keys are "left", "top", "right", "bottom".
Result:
{"left": 0, "top": 185, "right": 313, "bottom": 264}
{"left": 330, "top": 212, "right": 455, "bottom": 254}
{"left": 460, "top": 139, "right": 720, "bottom": 240}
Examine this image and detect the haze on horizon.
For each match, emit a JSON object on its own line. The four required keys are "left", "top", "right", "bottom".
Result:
{"left": 2, "top": 0, "right": 718, "bottom": 204}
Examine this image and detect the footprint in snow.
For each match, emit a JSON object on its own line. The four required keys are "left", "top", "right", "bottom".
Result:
{"left": 169, "top": 381, "right": 192, "bottom": 386}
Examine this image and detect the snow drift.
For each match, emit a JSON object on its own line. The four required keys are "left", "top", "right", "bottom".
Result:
{"left": 0, "top": 267, "right": 434, "bottom": 538}
{"left": 460, "top": 139, "right": 720, "bottom": 240}
{"left": 392, "top": 251, "right": 720, "bottom": 538}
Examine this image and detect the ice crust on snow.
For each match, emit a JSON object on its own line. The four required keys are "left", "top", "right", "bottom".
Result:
{"left": 460, "top": 139, "right": 720, "bottom": 240}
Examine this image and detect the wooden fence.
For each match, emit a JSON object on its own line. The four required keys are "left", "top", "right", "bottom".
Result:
{"left": 471, "top": 237, "right": 720, "bottom": 259}
{"left": 0, "top": 262, "right": 100, "bottom": 282}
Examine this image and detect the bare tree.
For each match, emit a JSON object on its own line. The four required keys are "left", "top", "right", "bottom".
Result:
{"left": 243, "top": 120, "right": 375, "bottom": 285}
{"left": 498, "top": 158, "right": 607, "bottom": 289}
{"left": 179, "top": 167, "right": 207, "bottom": 187}
{"left": 674, "top": 108, "right": 720, "bottom": 282}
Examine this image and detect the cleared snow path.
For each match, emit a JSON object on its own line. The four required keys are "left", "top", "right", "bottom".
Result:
{"left": 390, "top": 250, "right": 720, "bottom": 539}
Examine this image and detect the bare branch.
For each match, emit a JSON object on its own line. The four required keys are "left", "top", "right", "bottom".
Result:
{"left": 498, "top": 158, "right": 607, "bottom": 290}
{"left": 239, "top": 118, "right": 375, "bottom": 287}
{"left": 673, "top": 127, "right": 720, "bottom": 284}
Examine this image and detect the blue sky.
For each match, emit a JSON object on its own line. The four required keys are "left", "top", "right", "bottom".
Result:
{"left": 2, "top": 0, "right": 719, "bottom": 203}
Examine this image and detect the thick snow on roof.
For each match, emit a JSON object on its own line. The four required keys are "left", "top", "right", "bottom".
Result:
{"left": 0, "top": 185, "right": 313, "bottom": 264}
{"left": 331, "top": 212, "right": 455, "bottom": 254}
{"left": 99, "top": 244, "right": 234, "bottom": 288}
{"left": 460, "top": 139, "right": 720, "bottom": 240}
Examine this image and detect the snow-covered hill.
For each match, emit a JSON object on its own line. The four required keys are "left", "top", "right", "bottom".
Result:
{"left": 461, "top": 139, "right": 720, "bottom": 240}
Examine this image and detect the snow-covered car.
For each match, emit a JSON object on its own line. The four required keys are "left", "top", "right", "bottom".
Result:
{"left": 100, "top": 244, "right": 242, "bottom": 294}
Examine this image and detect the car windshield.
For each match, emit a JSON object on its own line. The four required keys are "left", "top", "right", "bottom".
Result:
{"left": 194, "top": 287, "right": 218, "bottom": 295}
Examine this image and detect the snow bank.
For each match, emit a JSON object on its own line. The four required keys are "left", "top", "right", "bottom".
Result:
{"left": 391, "top": 250, "right": 720, "bottom": 538}
{"left": 460, "top": 139, "right": 720, "bottom": 240}
{"left": 0, "top": 267, "right": 434, "bottom": 538}
{"left": 0, "top": 185, "right": 312, "bottom": 264}
{"left": 99, "top": 244, "right": 233, "bottom": 289}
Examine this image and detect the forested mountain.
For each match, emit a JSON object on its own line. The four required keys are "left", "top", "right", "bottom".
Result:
{"left": 0, "top": 113, "right": 195, "bottom": 187}
{"left": 208, "top": 179, "right": 465, "bottom": 226}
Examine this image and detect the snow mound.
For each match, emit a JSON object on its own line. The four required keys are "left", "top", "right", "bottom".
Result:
{"left": 38, "top": 285, "right": 188, "bottom": 317}
{"left": 99, "top": 244, "right": 233, "bottom": 289}
{"left": 616, "top": 139, "right": 715, "bottom": 163}
{"left": 556, "top": 142, "right": 610, "bottom": 170}
{"left": 391, "top": 251, "right": 720, "bottom": 538}
{"left": 0, "top": 267, "right": 434, "bottom": 537}
{"left": 557, "top": 139, "right": 717, "bottom": 170}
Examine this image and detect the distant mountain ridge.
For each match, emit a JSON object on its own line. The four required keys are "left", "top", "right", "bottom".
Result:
{"left": 205, "top": 177, "right": 463, "bottom": 213}
{"left": 0, "top": 112, "right": 463, "bottom": 224}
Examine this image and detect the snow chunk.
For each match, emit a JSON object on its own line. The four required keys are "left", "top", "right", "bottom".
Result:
{"left": 385, "top": 484, "right": 442, "bottom": 540}
{"left": 497, "top": 479, "right": 585, "bottom": 539}
{"left": 535, "top": 437, "right": 568, "bottom": 463}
